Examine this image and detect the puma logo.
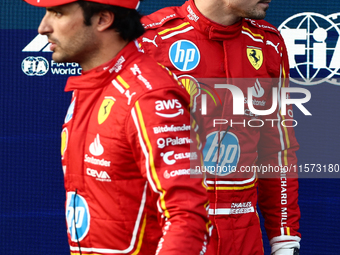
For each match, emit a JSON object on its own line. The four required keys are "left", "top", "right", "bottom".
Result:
{"left": 142, "top": 35, "right": 158, "bottom": 47}
{"left": 266, "top": 40, "right": 280, "bottom": 54}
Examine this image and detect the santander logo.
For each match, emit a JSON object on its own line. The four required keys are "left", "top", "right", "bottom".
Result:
{"left": 89, "top": 134, "right": 104, "bottom": 156}
{"left": 251, "top": 79, "right": 265, "bottom": 98}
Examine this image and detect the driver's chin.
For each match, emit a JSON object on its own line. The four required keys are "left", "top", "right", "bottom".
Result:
{"left": 52, "top": 53, "right": 70, "bottom": 64}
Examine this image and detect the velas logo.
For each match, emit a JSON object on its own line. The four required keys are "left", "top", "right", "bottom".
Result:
{"left": 279, "top": 12, "right": 340, "bottom": 85}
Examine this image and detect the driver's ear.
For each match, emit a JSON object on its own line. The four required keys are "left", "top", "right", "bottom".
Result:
{"left": 95, "top": 10, "right": 114, "bottom": 31}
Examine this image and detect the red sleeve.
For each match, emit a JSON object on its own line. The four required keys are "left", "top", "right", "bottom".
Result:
{"left": 126, "top": 87, "right": 211, "bottom": 254}
{"left": 257, "top": 41, "right": 301, "bottom": 245}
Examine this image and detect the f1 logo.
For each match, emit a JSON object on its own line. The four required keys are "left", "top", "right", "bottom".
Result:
{"left": 169, "top": 40, "right": 200, "bottom": 71}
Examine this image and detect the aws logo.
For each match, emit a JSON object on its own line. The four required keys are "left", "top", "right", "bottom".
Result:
{"left": 247, "top": 46, "right": 263, "bottom": 70}
{"left": 155, "top": 99, "right": 184, "bottom": 118}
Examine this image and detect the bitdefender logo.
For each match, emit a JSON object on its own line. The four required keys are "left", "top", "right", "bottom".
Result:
{"left": 22, "top": 34, "right": 82, "bottom": 76}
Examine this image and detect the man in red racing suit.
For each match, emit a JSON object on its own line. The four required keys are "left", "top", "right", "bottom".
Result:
{"left": 61, "top": 41, "right": 210, "bottom": 255}
{"left": 139, "top": 0, "right": 301, "bottom": 254}
{"left": 24, "top": 0, "right": 211, "bottom": 254}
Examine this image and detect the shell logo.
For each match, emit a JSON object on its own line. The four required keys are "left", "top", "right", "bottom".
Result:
{"left": 61, "top": 128, "right": 68, "bottom": 158}
{"left": 178, "top": 75, "right": 201, "bottom": 112}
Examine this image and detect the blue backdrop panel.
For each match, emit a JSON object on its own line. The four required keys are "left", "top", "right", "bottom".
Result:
{"left": 1, "top": 0, "right": 339, "bottom": 254}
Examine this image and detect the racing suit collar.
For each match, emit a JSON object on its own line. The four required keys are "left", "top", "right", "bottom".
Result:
{"left": 65, "top": 41, "right": 140, "bottom": 91}
{"left": 182, "top": 0, "right": 242, "bottom": 40}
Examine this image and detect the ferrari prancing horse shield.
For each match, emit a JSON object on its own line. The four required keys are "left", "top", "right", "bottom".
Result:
{"left": 98, "top": 97, "right": 115, "bottom": 125}
{"left": 247, "top": 46, "right": 263, "bottom": 70}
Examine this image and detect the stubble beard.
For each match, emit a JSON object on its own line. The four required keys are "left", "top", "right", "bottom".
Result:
{"left": 51, "top": 26, "right": 96, "bottom": 65}
{"left": 247, "top": 6, "right": 268, "bottom": 20}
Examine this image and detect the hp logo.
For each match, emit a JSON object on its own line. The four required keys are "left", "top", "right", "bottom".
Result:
{"left": 279, "top": 12, "right": 340, "bottom": 85}
{"left": 169, "top": 40, "right": 200, "bottom": 72}
{"left": 203, "top": 131, "right": 240, "bottom": 176}
{"left": 66, "top": 192, "right": 90, "bottom": 242}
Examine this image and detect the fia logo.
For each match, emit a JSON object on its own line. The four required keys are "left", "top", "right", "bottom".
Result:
{"left": 21, "top": 56, "right": 49, "bottom": 76}
{"left": 279, "top": 12, "right": 340, "bottom": 85}
{"left": 169, "top": 40, "right": 200, "bottom": 71}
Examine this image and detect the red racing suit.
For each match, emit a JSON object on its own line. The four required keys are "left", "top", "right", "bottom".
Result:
{"left": 61, "top": 41, "right": 210, "bottom": 255}
{"left": 139, "top": 1, "right": 301, "bottom": 254}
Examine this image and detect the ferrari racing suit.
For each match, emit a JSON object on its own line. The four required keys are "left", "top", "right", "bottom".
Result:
{"left": 139, "top": 1, "right": 301, "bottom": 254}
{"left": 61, "top": 41, "right": 210, "bottom": 255}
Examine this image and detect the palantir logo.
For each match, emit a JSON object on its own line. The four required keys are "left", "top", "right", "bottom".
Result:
{"left": 21, "top": 56, "right": 49, "bottom": 76}
{"left": 169, "top": 40, "right": 200, "bottom": 71}
{"left": 279, "top": 12, "right": 340, "bottom": 85}
{"left": 66, "top": 192, "right": 90, "bottom": 242}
